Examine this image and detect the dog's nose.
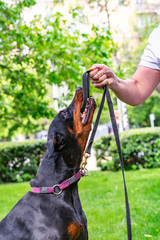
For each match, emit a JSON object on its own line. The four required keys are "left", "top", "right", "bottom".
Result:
{"left": 77, "top": 86, "right": 82, "bottom": 91}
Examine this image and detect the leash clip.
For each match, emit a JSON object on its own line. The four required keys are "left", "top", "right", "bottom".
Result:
{"left": 80, "top": 152, "right": 91, "bottom": 174}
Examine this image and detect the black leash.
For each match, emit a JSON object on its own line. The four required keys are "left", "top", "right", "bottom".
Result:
{"left": 81, "top": 71, "right": 90, "bottom": 113}
{"left": 81, "top": 71, "right": 132, "bottom": 240}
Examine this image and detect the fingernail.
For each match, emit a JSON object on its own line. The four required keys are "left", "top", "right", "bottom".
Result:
{"left": 89, "top": 67, "right": 95, "bottom": 71}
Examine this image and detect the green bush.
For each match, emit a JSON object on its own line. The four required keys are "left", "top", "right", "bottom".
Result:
{"left": 93, "top": 127, "right": 160, "bottom": 171}
{"left": 0, "top": 140, "right": 46, "bottom": 183}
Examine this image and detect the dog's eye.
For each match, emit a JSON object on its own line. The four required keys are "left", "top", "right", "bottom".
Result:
{"left": 56, "top": 132, "right": 62, "bottom": 143}
{"left": 61, "top": 111, "right": 68, "bottom": 119}
{"left": 55, "top": 132, "right": 66, "bottom": 150}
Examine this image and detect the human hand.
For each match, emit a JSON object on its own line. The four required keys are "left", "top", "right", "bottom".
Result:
{"left": 89, "top": 64, "right": 119, "bottom": 90}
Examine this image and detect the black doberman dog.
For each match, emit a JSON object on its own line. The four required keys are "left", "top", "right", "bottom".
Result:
{"left": 0, "top": 87, "right": 96, "bottom": 240}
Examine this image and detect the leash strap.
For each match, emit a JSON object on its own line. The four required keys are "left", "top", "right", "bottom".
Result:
{"left": 82, "top": 71, "right": 132, "bottom": 240}
{"left": 85, "top": 87, "right": 106, "bottom": 154}
{"left": 81, "top": 71, "right": 90, "bottom": 113}
{"left": 104, "top": 85, "right": 132, "bottom": 240}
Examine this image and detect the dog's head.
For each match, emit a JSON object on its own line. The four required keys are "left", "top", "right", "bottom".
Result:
{"left": 46, "top": 87, "right": 97, "bottom": 167}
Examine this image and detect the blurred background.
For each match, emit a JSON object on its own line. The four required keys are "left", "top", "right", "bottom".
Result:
{"left": 1, "top": 2, "right": 160, "bottom": 239}
{"left": 0, "top": 0, "right": 160, "bottom": 180}
{"left": 1, "top": 0, "right": 160, "bottom": 142}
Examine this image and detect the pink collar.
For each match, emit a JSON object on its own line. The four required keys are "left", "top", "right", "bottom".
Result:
{"left": 32, "top": 170, "right": 84, "bottom": 195}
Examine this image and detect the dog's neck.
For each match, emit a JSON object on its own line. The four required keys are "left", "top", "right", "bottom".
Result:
{"left": 30, "top": 150, "right": 82, "bottom": 188}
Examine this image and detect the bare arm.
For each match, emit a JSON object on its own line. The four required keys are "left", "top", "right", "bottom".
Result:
{"left": 90, "top": 64, "right": 160, "bottom": 106}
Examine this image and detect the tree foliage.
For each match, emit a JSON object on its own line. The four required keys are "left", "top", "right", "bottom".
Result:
{"left": 0, "top": 0, "right": 117, "bottom": 140}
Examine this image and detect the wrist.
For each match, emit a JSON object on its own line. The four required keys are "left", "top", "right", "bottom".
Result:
{"left": 109, "top": 76, "right": 121, "bottom": 93}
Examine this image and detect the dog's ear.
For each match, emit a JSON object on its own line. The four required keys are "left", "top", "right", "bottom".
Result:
{"left": 45, "top": 139, "right": 54, "bottom": 158}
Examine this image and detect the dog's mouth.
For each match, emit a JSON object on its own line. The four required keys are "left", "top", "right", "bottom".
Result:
{"left": 81, "top": 97, "right": 95, "bottom": 126}
{"left": 72, "top": 87, "right": 97, "bottom": 153}
{"left": 73, "top": 87, "right": 96, "bottom": 129}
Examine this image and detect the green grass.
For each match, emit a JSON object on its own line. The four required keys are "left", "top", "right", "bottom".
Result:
{"left": 1, "top": 169, "right": 160, "bottom": 239}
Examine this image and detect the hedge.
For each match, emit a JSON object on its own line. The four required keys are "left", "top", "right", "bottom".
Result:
{"left": 0, "top": 140, "right": 46, "bottom": 183}
{"left": 93, "top": 127, "right": 160, "bottom": 171}
{"left": 1, "top": 128, "right": 160, "bottom": 182}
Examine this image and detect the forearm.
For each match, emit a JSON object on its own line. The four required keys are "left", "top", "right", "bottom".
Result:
{"left": 113, "top": 66, "right": 160, "bottom": 106}
{"left": 112, "top": 78, "right": 145, "bottom": 106}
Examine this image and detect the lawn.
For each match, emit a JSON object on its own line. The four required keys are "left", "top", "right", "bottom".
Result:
{"left": 0, "top": 169, "right": 160, "bottom": 240}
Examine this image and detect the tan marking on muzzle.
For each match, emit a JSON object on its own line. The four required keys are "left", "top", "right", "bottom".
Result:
{"left": 73, "top": 89, "right": 96, "bottom": 155}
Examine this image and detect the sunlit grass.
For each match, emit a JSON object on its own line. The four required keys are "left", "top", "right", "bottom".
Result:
{"left": 1, "top": 169, "right": 160, "bottom": 239}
